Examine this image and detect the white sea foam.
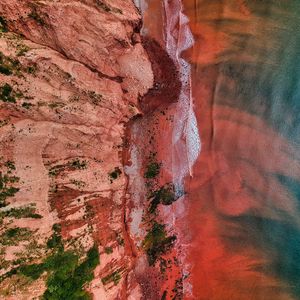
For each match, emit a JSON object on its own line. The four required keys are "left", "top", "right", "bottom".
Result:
{"left": 163, "top": 0, "right": 201, "bottom": 186}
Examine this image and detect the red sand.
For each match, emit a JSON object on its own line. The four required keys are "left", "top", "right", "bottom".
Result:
{"left": 133, "top": 0, "right": 300, "bottom": 299}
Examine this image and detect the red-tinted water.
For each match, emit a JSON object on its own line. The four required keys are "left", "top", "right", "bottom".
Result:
{"left": 131, "top": 1, "right": 300, "bottom": 299}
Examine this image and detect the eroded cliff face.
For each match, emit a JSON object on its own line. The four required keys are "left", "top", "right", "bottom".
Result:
{"left": 0, "top": 1, "right": 153, "bottom": 299}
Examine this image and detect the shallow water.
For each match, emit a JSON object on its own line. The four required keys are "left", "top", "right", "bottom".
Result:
{"left": 133, "top": 0, "right": 300, "bottom": 299}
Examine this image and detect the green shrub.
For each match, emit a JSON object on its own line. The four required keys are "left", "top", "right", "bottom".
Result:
{"left": 0, "top": 52, "right": 21, "bottom": 76}
{"left": 95, "top": 1, "right": 122, "bottom": 14}
{"left": 0, "top": 205, "right": 42, "bottom": 219}
{"left": 48, "top": 160, "right": 87, "bottom": 178}
{"left": 48, "top": 164, "right": 65, "bottom": 177}
{"left": 48, "top": 168, "right": 59, "bottom": 177}
{"left": 70, "top": 159, "right": 87, "bottom": 170}
{"left": 0, "top": 227, "right": 32, "bottom": 245}
{"left": 52, "top": 223, "right": 61, "bottom": 233}
{"left": 0, "top": 168, "right": 20, "bottom": 207}
{"left": 161, "top": 291, "right": 168, "bottom": 300}
{"left": 0, "top": 187, "right": 19, "bottom": 206}
{"left": 6, "top": 227, "right": 20, "bottom": 238}
{"left": 26, "top": 65, "right": 37, "bottom": 74}
{"left": 11, "top": 220, "right": 99, "bottom": 299}
{"left": 28, "top": 8, "right": 45, "bottom": 26}
{"left": 148, "top": 183, "right": 182, "bottom": 213}
{"left": 87, "top": 91, "right": 103, "bottom": 105}
{"left": 0, "top": 187, "right": 19, "bottom": 207}
{"left": 20, "top": 263, "right": 44, "bottom": 280}
{"left": 28, "top": 213, "right": 43, "bottom": 219}
{"left": 46, "top": 233, "right": 62, "bottom": 249}
{"left": 144, "top": 162, "right": 161, "bottom": 179}
{"left": 143, "top": 222, "right": 176, "bottom": 266}
{"left": 0, "top": 83, "right": 16, "bottom": 103}
{"left": 1, "top": 83, "right": 12, "bottom": 97}
{"left": 116, "top": 235, "right": 124, "bottom": 246}
{"left": 0, "top": 65, "right": 12, "bottom": 75}
{"left": 104, "top": 247, "right": 113, "bottom": 254}
{"left": 43, "top": 247, "right": 99, "bottom": 300}
{"left": 20, "top": 245, "right": 100, "bottom": 300}
{"left": 109, "top": 167, "right": 121, "bottom": 181}
{"left": 46, "top": 223, "right": 63, "bottom": 249}
{"left": 101, "top": 270, "right": 121, "bottom": 286}
{"left": 4, "top": 161, "right": 15, "bottom": 171}
{"left": 86, "top": 245, "right": 100, "bottom": 268}
{"left": 44, "top": 250, "right": 78, "bottom": 272}
{"left": 0, "top": 119, "right": 9, "bottom": 127}
{"left": 16, "top": 45, "right": 30, "bottom": 57}
{"left": 22, "top": 102, "right": 34, "bottom": 109}
{"left": 0, "top": 16, "right": 8, "bottom": 32}
{"left": 96, "top": 1, "right": 112, "bottom": 12}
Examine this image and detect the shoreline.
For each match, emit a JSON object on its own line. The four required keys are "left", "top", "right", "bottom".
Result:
{"left": 123, "top": 0, "right": 200, "bottom": 298}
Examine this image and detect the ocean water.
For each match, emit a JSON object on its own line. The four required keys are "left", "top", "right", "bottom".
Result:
{"left": 133, "top": 0, "right": 300, "bottom": 299}
{"left": 182, "top": 1, "right": 300, "bottom": 299}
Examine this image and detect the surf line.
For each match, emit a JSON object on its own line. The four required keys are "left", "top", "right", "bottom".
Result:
{"left": 163, "top": 0, "right": 201, "bottom": 188}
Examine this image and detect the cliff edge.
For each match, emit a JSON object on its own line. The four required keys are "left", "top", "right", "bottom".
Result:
{"left": 0, "top": 1, "right": 153, "bottom": 299}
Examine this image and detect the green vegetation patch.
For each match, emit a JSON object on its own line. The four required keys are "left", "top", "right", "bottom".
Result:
{"left": 96, "top": 0, "right": 113, "bottom": 12}
{"left": 0, "top": 84, "right": 20, "bottom": 103}
{"left": 46, "top": 246, "right": 99, "bottom": 299}
{"left": 0, "top": 227, "right": 33, "bottom": 246}
{"left": 109, "top": 167, "right": 122, "bottom": 182}
{"left": 19, "top": 263, "right": 45, "bottom": 280}
{"left": 0, "top": 64, "right": 12, "bottom": 76}
{"left": 104, "top": 246, "right": 113, "bottom": 254}
{"left": 0, "top": 204, "right": 42, "bottom": 220}
{"left": 0, "top": 119, "right": 9, "bottom": 127}
{"left": 172, "top": 277, "right": 184, "bottom": 299}
{"left": 20, "top": 242, "right": 99, "bottom": 299}
{"left": 0, "top": 16, "right": 8, "bottom": 32}
{"left": 46, "top": 223, "right": 63, "bottom": 250}
{"left": 28, "top": 7, "right": 45, "bottom": 26}
{"left": 22, "top": 102, "right": 34, "bottom": 109}
{"left": 148, "top": 183, "right": 183, "bottom": 213}
{"left": 116, "top": 234, "right": 124, "bottom": 246}
{"left": 161, "top": 290, "right": 168, "bottom": 300}
{"left": 70, "top": 159, "right": 87, "bottom": 170}
{"left": 95, "top": 1, "right": 122, "bottom": 14}
{"left": 101, "top": 270, "right": 121, "bottom": 286}
{"left": 0, "top": 186, "right": 19, "bottom": 207}
{"left": 143, "top": 222, "right": 176, "bottom": 266}
{"left": 144, "top": 161, "right": 161, "bottom": 179}
{"left": 71, "top": 179, "right": 86, "bottom": 189}
{"left": 25, "top": 64, "right": 37, "bottom": 75}
{"left": 16, "top": 44, "right": 30, "bottom": 57}
{"left": 0, "top": 221, "right": 100, "bottom": 299}
{"left": 48, "top": 102, "right": 65, "bottom": 109}
{"left": 0, "top": 52, "right": 21, "bottom": 76}
{"left": 48, "top": 159, "right": 88, "bottom": 177}
{"left": 4, "top": 161, "right": 15, "bottom": 171}
{"left": 0, "top": 165, "right": 20, "bottom": 208}
{"left": 87, "top": 91, "right": 103, "bottom": 105}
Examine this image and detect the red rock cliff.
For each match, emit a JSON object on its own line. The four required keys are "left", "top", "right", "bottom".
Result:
{"left": 0, "top": 1, "right": 153, "bottom": 299}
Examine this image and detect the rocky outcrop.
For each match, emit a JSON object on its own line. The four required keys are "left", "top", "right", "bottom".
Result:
{"left": 0, "top": 1, "right": 153, "bottom": 299}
